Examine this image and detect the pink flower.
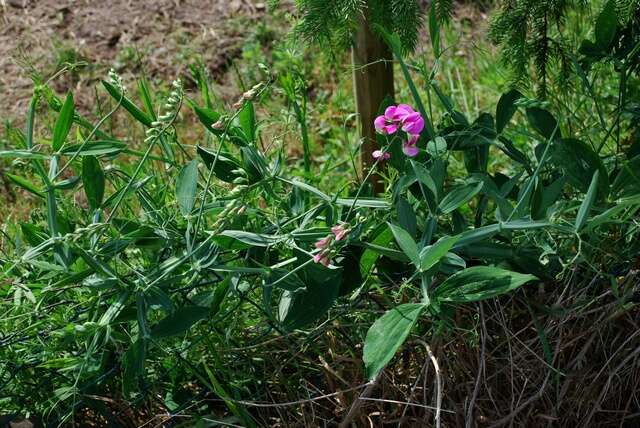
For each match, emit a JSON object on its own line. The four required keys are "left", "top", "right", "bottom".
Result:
{"left": 314, "top": 236, "right": 331, "bottom": 250}
{"left": 374, "top": 107, "right": 396, "bottom": 134}
{"left": 403, "top": 134, "right": 420, "bottom": 157}
{"left": 388, "top": 104, "right": 414, "bottom": 120}
{"left": 401, "top": 112, "right": 425, "bottom": 135}
{"left": 331, "top": 225, "right": 348, "bottom": 241}
{"left": 372, "top": 150, "right": 390, "bottom": 160}
{"left": 313, "top": 252, "right": 330, "bottom": 267}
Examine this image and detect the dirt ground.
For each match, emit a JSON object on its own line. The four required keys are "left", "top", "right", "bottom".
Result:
{"left": 0, "top": 0, "right": 266, "bottom": 122}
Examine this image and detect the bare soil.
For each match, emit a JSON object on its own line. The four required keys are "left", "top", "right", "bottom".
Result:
{"left": 0, "top": 0, "right": 265, "bottom": 122}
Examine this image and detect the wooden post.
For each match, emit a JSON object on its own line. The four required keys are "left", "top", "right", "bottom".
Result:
{"left": 352, "top": 12, "right": 394, "bottom": 193}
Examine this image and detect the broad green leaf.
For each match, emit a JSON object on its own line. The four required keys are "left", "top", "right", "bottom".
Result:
{"left": 363, "top": 303, "right": 425, "bottom": 380}
{"left": 575, "top": 170, "right": 600, "bottom": 232}
{"left": 439, "top": 181, "right": 483, "bottom": 214}
{"left": 388, "top": 222, "right": 420, "bottom": 267}
{"left": 595, "top": 0, "right": 617, "bottom": 51}
{"left": 278, "top": 261, "right": 342, "bottom": 331}
{"left": 419, "top": 235, "right": 459, "bottom": 271}
{"left": 241, "top": 146, "right": 268, "bottom": 183}
{"left": 396, "top": 197, "right": 417, "bottom": 237}
{"left": 360, "top": 227, "right": 394, "bottom": 276}
{"left": 176, "top": 160, "right": 198, "bottom": 216}
{"left": 151, "top": 306, "right": 209, "bottom": 338}
{"left": 102, "top": 80, "right": 153, "bottom": 127}
{"left": 426, "top": 137, "right": 447, "bottom": 158}
{"left": 552, "top": 138, "right": 608, "bottom": 196}
{"left": 266, "top": 269, "right": 306, "bottom": 292}
{"left": 526, "top": 107, "right": 560, "bottom": 141}
{"left": 495, "top": 89, "right": 522, "bottom": 134}
{"left": 122, "top": 339, "right": 146, "bottom": 396}
{"left": 197, "top": 146, "right": 241, "bottom": 183}
{"left": 433, "top": 266, "right": 536, "bottom": 303}
{"left": 52, "top": 92, "right": 74, "bottom": 151}
{"left": 82, "top": 156, "right": 105, "bottom": 211}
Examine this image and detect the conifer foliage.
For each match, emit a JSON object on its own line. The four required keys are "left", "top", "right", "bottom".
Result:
{"left": 278, "top": 0, "right": 452, "bottom": 53}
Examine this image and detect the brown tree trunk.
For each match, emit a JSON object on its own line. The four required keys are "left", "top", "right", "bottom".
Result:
{"left": 352, "top": 12, "right": 394, "bottom": 194}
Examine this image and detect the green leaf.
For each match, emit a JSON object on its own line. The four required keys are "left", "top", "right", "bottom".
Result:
{"left": 102, "top": 80, "right": 153, "bottom": 127}
{"left": 151, "top": 306, "right": 209, "bottom": 338}
{"left": 433, "top": 266, "right": 536, "bottom": 303}
{"left": 82, "top": 156, "right": 105, "bottom": 211}
{"left": 426, "top": 137, "right": 447, "bottom": 158}
{"left": 238, "top": 102, "right": 256, "bottom": 143}
{"left": 62, "top": 140, "right": 127, "bottom": 156}
{"left": 410, "top": 160, "right": 438, "bottom": 214}
{"left": 396, "top": 197, "right": 417, "bottom": 237}
{"left": 363, "top": 303, "right": 425, "bottom": 380}
{"left": 6, "top": 174, "right": 44, "bottom": 198}
{"left": 526, "top": 107, "right": 560, "bottom": 141}
{"left": 122, "top": 339, "right": 146, "bottom": 396}
{"left": 176, "top": 160, "right": 198, "bottom": 216}
{"left": 439, "top": 181, "right": 483, "bottom": 214}
{"left": 217, "top": 230, "right": 283, "bottom": 248}
{"left": 0, "top": 150, "right": 49, "bottom": 160}
{"left": 575, "top": 170, "right": 599, "bottom": 232}
{"left": 495, "top": 89, "right": 522, "bottom": 134}
{"left": 530, "top": 178, "right": 546, "bottom": 220}
{"left": 551, "top": 139, "right": 609, "bottom": 196}
{"left": 336, "top": 198, "right": 391, "bottom": 209}
{"left": 288, "top": 179, "right": 331, "bottom": 201}
{"left": 388, "top": 222, "right": 420, "bottom": 267}
{"left": 278, "top": 261, "right": 342, "bottom": 331}
{"left": 595, "top": 0, "right": 617, "bottom": 51}
{"left": 52, "top": 92, "right": 75, "bottom": 151}
{"left": 419, "top": 235, "right": 459, "bottom": 271}
{"left": 197, "top": 146, "right": 241, "bottom": 183}
{"left": 360, "top": 227, "right": 393, "bottom": 276}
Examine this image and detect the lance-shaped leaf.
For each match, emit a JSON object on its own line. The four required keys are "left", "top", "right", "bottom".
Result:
{"left": 363, "top": 303, "right": 425, "bottom": 380}
{"left": 82, "top": 156, "right": 105, "bottom": 211}
{"left": 433, "top": 266, "right": 536, "bottom": 303}
{"left": 176, "top": 160, "right": 199, "bottom": 216}
{"left": 52, "top": 92, "right": 74, "bottom": 151}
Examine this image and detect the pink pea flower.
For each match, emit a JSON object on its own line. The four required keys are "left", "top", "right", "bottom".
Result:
{"left": 374, "top": 106, "right": 398, "bottom": 134}
{"left": 403, "top": 134, "right": 420, "bottom": 157}
{"left": 389, "top": 104, "right": 415, "bottom": 120}
{"left": 313, "top": 252, "right": 330, "bottom": 267}
{"left": 314, "top": 236, "right": 331, "bottom": 250}
{"left": 372, "top": 150, "right": 390, "bottom": 160}
{"left": 331, "top": 224, "right": 348, "bottom": 241}
{"left": 401, "top": 112, "right": 425, "bottom": 135}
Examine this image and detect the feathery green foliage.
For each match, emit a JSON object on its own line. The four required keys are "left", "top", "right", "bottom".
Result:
{"left": 490, "top": 0, "right": 640, "bottom": 95}
{"left": 283, "top": 0, "right": 450, "bottom": 53}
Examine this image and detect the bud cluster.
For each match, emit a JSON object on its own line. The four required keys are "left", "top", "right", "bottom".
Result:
{"left": 145, "top": 79, "right": 183, "bottom": 144}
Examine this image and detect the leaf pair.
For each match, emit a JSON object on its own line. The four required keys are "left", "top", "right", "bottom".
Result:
{"left": 363, "top": 266, "right": 536, "bottom": 380}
